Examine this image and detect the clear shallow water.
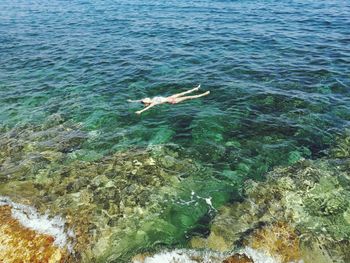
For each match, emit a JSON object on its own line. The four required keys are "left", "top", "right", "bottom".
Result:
{"left": 0, "top": 0, "right": 350, "bottom": 261}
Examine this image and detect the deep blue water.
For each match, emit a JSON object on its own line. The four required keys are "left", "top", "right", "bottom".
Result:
{"left": 1, "top": 0, "right": 350, "bottom": 260}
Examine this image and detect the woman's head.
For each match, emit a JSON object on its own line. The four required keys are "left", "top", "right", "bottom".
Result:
{"left": 141, "top": 98, "right": 152, "bottom": 105}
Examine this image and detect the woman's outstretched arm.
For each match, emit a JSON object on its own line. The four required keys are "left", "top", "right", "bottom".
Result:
{"left": 136, "top": 103, "right": 156, "bottom": 114}
{"left": 128, "top": 99, "right": 143, "bottom": 102}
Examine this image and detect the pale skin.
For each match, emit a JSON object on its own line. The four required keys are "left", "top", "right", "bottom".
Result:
{"left": 128, "top": 85, "right": 210, "bottom": 115}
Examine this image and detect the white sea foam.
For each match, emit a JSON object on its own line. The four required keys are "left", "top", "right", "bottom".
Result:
{"left": 132, "top": 247, "right": 280, "bottom": 263}
{"left": 0, "top": 196, "right": 74, "bottom": 250}
{"left": 242, "top": 247, "right": 280, "bottom": 263}
{"left": 177, "top": 191, "right": 217, "bottom": 213}
{"left": 134, "top": 250, "right": 197, "bottom": 263}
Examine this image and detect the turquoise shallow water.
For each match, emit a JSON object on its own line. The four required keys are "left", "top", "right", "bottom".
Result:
{"left": 0, "top": 0, "right": 350, "bottom": 261}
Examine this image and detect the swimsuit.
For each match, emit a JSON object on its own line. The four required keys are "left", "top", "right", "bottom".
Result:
{"left": 153, "top": 96, "right": 169, "bottom": 104}
{"left": 167, "top": 97, "right": 177, "bottom": 104}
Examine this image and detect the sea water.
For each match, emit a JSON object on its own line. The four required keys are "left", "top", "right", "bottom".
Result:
{"left": 0, "top": 0, "right": 349, "bottom": 261}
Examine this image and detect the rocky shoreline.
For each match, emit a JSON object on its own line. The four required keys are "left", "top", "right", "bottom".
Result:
{"left": 1, "top": 115, "right": 349, "bottom": 262}
{"left": 0, "top": 117, "right": 232, "bottom": 262}
{"left": 133, "top": 131, "right": 350, "bottom": 263}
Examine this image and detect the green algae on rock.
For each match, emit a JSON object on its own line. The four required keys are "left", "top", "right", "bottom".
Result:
{"left": 329, "top": 129, "right": 350, "bottom": 158}
{"left": 0, "top": 118, "right": 235, "bottom": 262}
{"left": 190, "top": 152, "right": 350, "bottom": 262}
{"left": 0, "top": 116, "right": 86, "bottom": 183}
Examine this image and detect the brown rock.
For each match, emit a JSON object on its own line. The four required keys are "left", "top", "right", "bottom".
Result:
{"left": 0, "top": 205, "right": 67, "bottom": 263}
{"left": 222, "top": 253, "right": 254, "bottom": 263}
{"left": 248, "top": 222, "right": 301, "bottom": 263}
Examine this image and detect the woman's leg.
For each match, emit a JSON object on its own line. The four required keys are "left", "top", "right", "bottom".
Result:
{"left": 170, "top": 84, "right": 201, "bottom": 99}
{"left": 172, "top": 91, "right": 210, "bottom": 104}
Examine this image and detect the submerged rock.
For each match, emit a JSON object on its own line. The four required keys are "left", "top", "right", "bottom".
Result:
{"left": 247, "top": 222, "right": 301, "bottom": 263}
{"left": 3, "top": 115, "right": 346, "bottom": 262}
{"left": 0, "top": 147, "right": 185, "bottom": 261}
{"left": 222, "top": 253, "right": 254, "bottom": 263}
{"left": 0, "top": 118, "right": 86, "bottom": 183}
{"left": 190, "top": 134, "right": 350, "bottom": 262}
{"left": 329, "top": 129, "right": 350, "bottom": 158}
{"left": 0, "top": 119, "right": 234, "bottom": 262}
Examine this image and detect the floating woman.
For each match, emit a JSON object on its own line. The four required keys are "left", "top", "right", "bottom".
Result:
{"left": 128, "top": 85, "right": 210, "bottom": 114}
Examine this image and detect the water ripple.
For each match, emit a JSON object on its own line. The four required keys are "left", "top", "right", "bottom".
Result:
{"left": 0, "top": 0, "right": 349, "bottom": 161}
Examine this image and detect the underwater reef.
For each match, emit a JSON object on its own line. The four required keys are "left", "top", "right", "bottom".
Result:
{"left": 1, "top": 114, "right": 349, "bottom": 262}
{"left": 190, "top": 131, "right": 350, "bottom": 262}
{"left": 0, "top": 116, "right": 233, "bottom": 262}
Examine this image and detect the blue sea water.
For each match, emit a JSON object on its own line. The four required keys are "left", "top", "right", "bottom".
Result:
{"left": 0, "top": 0, "right": 350, "bottom": 260}
{"left": 2, "top": 0, "right": 350, "bottom": 169}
